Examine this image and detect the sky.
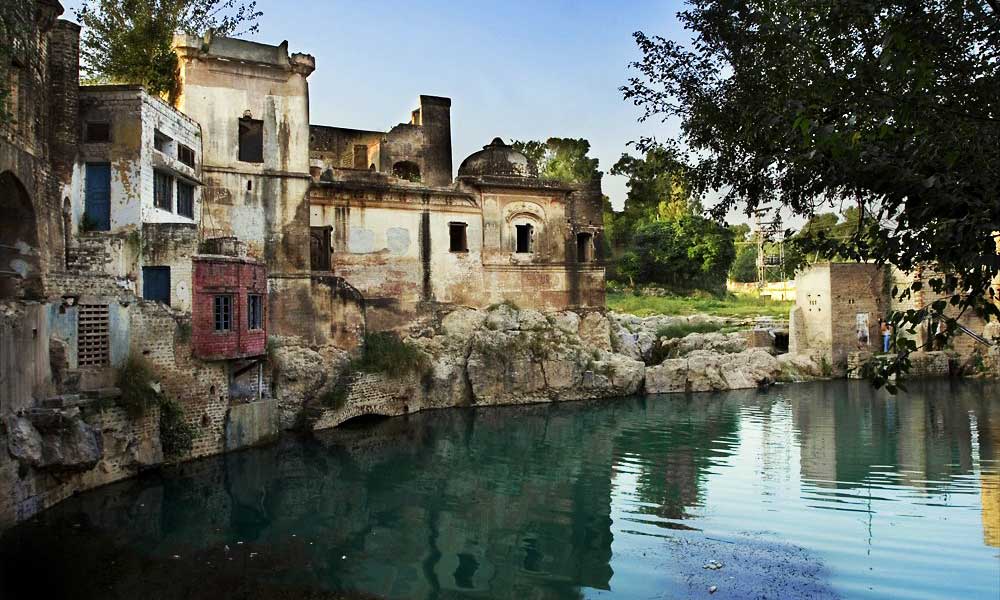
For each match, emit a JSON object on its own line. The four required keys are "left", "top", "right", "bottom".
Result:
{"left": 62, "top": 0, "right": 688, "bottom": 211}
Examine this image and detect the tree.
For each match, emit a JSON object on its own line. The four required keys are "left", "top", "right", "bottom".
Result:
{"left": 609, "top": 147, "right": 699, "bottom": 246}
{"left": 728, "top": 223, "right": 756, "bottom": 283}
{"left": 623, "top": 0, "right": 1000, "bottom": 388}
{"left": 511, "top": 138, "right": 600, "bottom": 184}
{"left": 76, "top": 0, "right": 262, "bottom": 100}
{"left": 625, "top": 216, "right": 735, "bottom": 294}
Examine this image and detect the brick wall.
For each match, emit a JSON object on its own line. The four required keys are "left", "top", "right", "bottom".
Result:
{"left": 129, "top": 302, "right": 229, "bottom": 459}
{"left": 192, "top": 257, "right": 267, "bottom": 360}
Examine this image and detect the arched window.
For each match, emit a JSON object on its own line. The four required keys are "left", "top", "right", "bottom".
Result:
{"left": 0, "top": 171, "right": 40, "bottom": 299}
{"left": 392, "top": 161, "right": 421, "bottom": 182}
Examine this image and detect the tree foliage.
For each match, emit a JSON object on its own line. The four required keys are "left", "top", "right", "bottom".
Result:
{"left": 511, "top": 137, "right": 601, "bottom": 184}
{"left": 76, "top": 0, "right": 262, "bottom": 99}
{"left": 608, "top": 146, "right": 703, "bottom": 246}
{"left": 624, "top": 0, "right": 1000, "bottom": 386}
{"left": 617, "top": 216, "right": 735, "bottom": 294}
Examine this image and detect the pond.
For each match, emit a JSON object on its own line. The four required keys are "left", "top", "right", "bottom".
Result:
{"left": 1, "top": 380, "right": 998, "bottom": 599}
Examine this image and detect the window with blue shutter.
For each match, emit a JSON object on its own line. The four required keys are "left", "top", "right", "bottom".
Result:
{"left": 142, "top": 266, "right": 170, "bottom": 305}
{"left": 84, "top": 163, "right": 111, "bottom": 231}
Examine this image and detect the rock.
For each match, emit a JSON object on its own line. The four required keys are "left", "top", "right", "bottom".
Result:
{"left": 484, "top": 303, "right": 519, "bottom": 331}
{"left": 709, "top": 585, "right": 718, "bottom": 594}
{"left": 441, "top": 307, "right": 485, "bottom": 338}
{"left": 552, "top": 311, "right": 581, "bottom": 335}
{"left": 466, "top": 329, "right": 644, "bottom": 405}
{"left": 645, "top": 359, "right": 689, "bottom": 394}
{"left": 657, "top": 331, "right": 748, "bottom": 360}
{"left": 777, "top": 351, "right": 825, "bottom": 382}
{"left": 646, "top": 349, "right": 781, "bottom": 394}
{"left": 6, "top": 416, "right": 43, "bottom": 466}
{"left": 517, "top": 309, "right": 550, "bottom": 331}
{"left": 39, "top": 417, "right": 102, "bottom": 471}
{"left": 578, "top": 312, "right": 613, "bottom": 352}
{"left": 271, "top": 345, "right": 346, "bottom": 429}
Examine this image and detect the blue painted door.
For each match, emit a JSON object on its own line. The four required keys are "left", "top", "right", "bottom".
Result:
{"left": 84, "top": 163, "right": 111, "bottom": 231}
{"left": 142, "top": 266, "right": 170, "bottom": 305}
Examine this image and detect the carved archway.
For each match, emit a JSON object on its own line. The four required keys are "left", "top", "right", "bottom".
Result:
{"left": 0, "top": 171, "right": 41, "bottom": 299}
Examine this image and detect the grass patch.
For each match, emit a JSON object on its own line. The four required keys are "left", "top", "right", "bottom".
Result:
{"left": 351, "top": 331, "right": 429, "bottom": 378}
{"left": 608, "top": 291, "right": 792, "bottom": 319}
{"left": 655, "top": 321, "right": 725, "bottom": 340}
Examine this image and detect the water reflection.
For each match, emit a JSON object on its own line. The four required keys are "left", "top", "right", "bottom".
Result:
{"left": 1, "top": 380, "right": 997, "bottom": 599}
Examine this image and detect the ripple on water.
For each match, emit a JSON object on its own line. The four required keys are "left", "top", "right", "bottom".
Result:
{"left": 0, "top": 379, "right": 998, "bottom": 600}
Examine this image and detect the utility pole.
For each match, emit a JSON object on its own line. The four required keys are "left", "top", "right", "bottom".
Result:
{"left": 753, "top": 209, "right": 785, "bottom": 291}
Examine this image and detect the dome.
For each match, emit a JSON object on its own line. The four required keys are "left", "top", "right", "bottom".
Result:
{"left": 457, "top": 137, "right": 533, "bottom": 178}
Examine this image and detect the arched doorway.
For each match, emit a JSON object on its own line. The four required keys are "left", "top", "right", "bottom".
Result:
{"left": 0, "top": 171, "right": 41, "bottom": 299}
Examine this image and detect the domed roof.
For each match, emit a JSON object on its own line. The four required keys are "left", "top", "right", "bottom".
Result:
{"left": 458, "top": 137, "right": 533, "bottom": 178}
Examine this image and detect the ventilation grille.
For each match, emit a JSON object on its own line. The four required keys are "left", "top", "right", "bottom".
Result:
{"left": 78, "top": 304, "right": 110, "bottom": 368}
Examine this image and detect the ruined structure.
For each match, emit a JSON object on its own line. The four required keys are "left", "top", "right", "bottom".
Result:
{"left": 790, "top": 261, "right": 999, "bottom": 375}
{"left": 0, "top": 2, "right": 608, "bottom": 527}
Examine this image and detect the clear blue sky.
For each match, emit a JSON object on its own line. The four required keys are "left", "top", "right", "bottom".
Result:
{"left": 62, "top": 0, "right": 687, "bottom": 210}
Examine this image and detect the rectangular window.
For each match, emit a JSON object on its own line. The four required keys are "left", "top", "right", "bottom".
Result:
{"left": 177, "top": 181, "right": 194, "bottom": 218}
{"left": 449, "top": 222, "right": 468, "bottom": 252}
{"left": 142, "top": 266, "right": 170, "bottom": 305}
{"left": 353, "top": 144, "right": 368, "bottom": 169}
{"left": 310, "top": 226, "right": 331, "bottom": 271}
{"left": 238, "top": 118, "right": 264, "bottom": 163}
{"left": 213, "top": 295, "right": 233, "bottom": 331}
{"left": 248, "top": 294, "right": 263, "bottom": 330}
{"left": 77, "top": 304, "right": 110, "bottom": 367}
{"left": 153, "top": 129, "right": 172, "bottom": 154}
{"left": 177, "top": 143, "right": 195, "bottom": 167}
{"left": 84, "top": 122, "right": 110, "bottom": 143}
{"left": 515, "top": 223, "right": 533, "bottom": 253}
{"left": 576, "top": 232, "right": 593, "bottom": 263}
{"left": 154, "top": 170, "right": 173, "bottom": 211}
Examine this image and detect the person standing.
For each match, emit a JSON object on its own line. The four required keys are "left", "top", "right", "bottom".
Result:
{"left": 880, "top": 320, "right": 891, "bottom": 353}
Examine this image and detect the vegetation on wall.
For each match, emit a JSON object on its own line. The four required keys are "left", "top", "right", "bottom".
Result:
{"left": 622, "top": 0, "right": 1000, "bottom": 387}
{"left": 116, "top": 354, "right": 162, "bottom": 417}
{"left": 159, "top": 396, "right": 194, "bottom": 458}
{"left": 115, "top": 354, "right": 194, "bottom": 459}
{"left": 75, "top": 0, "right": 262, "bottom": 101}
{"left": 351, "top": 332, "right": 429, "bottom": 378}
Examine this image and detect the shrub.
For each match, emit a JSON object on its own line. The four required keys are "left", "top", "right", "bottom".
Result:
{"left": 159, "top": 397, "right": 194, "bottom": 459}
{"left": 116, "top": 355, "right": 160, "bottom": 417}
{"left": 655, "top": 321, "right": 724, "bottom": 340}
{"left": 351, "top": 332, "right": 429, "bottom": 378}
{"left": 318, "top": 381, "right": 349, "bottom": 410}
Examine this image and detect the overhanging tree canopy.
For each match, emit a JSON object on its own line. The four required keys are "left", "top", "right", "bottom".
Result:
{"left": 623, "top": 0, "right": 1000, "bottom": 386}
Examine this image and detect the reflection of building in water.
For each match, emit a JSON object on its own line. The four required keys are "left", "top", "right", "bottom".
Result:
{"left": 977, "top": 402, "right": 1000, "bottom": 548}
{"left": 791, "top": 381, "right": 978, "bottom": 490}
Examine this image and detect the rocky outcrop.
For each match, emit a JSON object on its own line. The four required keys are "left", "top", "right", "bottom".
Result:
{"left": 656, "top": 331, "right": 748, "bottom": 359}
{"left": 6, "top": 408, "right": 102, "bottom": 471}
{"left": 646, "top": 349, "right": 781, "bottom": 394}
{"left": 300, "top": 306, "right": 645, "bottom": 430}
{"left": 271, "top": 344, "right": 347, "bottom": 429}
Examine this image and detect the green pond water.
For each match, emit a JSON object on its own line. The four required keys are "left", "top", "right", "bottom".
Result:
{"left": 1, "top": 379, "right": 998, "bottom": 600}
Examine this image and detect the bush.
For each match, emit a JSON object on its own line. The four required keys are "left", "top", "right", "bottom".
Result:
{"left": 351, "top": 332, "right": 429, "bottom": 378}
{"left": 116, "top": 355, "right": 160, "bottom": 417}
{"left": 655, "top": 321, "right": 724, "bottom": 340}
{"left": 159, "top": 397, "right": 194, "bottom": 459}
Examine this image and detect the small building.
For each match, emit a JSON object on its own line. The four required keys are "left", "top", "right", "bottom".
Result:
{"left": 789, "top": 262, "right": 887, "bottom": 371}
{"left": 71, "top": 85, "right": 203, "bottom": 310}
{"left": 191, "top": 252, "right": 267, "bottom": 361}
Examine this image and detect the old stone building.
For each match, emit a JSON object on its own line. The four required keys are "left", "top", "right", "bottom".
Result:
{"left": 0, "top": 6, "right": 608, "bottom": 528}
